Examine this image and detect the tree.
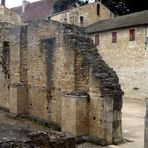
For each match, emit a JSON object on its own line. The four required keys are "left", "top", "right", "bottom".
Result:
{"left": 53, "top": 0, "right": 88, "bottom": 13}
{"left": 102, "top": 0, "right": 130, "bottom": 15}
{"left": 102, "top": 0, "right": 148, "bottom": 15}
{"left": 54, "top": 0, "right": 148, "bottom": 15}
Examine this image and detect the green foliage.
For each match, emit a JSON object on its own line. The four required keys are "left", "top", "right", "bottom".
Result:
{"left": 53, "top": 0, "right": 88, "bottom": 13}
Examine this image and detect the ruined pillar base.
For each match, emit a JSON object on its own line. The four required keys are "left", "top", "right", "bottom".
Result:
{"left": 10, "top": 84, "right": 28, "bottom": 115}
{"left": 61, "top": 92, "right": 89, "bottom": 137}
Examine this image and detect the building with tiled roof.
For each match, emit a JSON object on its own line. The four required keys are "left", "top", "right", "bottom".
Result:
{"left": 11, "top": 0, "right": 114, "bottom": 26}
{"left": 0, "top": 1, "right": 123, "bottom": 145}
{"left": 50, "top": 1, "right": 114, "bottom": 27}
{"left": 11, "top": 0, "right": 55, "bottom": 22}
{"left": 86, "top": 10, "right": 148, "bottom": 33}
{"left": 86, "top": 10, "right": 148, "bottom": 101}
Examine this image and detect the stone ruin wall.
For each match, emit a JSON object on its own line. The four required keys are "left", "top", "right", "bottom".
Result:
{"left": 0, "top": 23, "right": 13, "bottom": 110}
{"left": 0, "top": 20, "right": 123, "bottom": 145}
{"left": 0, "top": 5, "right": 22, "bottom": 109}
{"left": 63, "top": 26, "right": 123, "bottom": 144}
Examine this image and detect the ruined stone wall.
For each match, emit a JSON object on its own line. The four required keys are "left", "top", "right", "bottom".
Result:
{"left": 26, "top": 21, "right": 58, "bottom": 121}
{"left": 2, "top": 20, "right": 123, "bottom": 145}
{"left": 63, "top": 26, "right": 123, "bottom": 144}
{"left": 0, "top": 5, "right": 21, "bottom": 90}
{"left": 50, "top": 2, "right": 114, "bottom": 27}
{"left": 0, "top": 23, "right": 12, "bottom": 109}
{"left": 90, "top": 26, "right": 148, "bottom": 100}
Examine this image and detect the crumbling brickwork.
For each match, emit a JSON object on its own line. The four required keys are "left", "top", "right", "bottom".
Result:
{"left": 63, "top": 25, "right": 123, "bottom": 144}
{"left": 0, "top": 23, "right": 14, "bottom": 110}
{"left": 0, "top": 19, "right": 123, "bottom": 145}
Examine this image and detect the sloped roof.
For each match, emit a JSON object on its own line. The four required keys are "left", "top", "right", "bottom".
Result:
{"left": 11, "top": 0, "right": 54, "bottom": 22}
{"left": 86, "top": 10, "right": 148, "bottom": 34}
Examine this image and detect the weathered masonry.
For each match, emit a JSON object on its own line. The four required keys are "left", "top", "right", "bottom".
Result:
{"left": 50, "top": 1, "right": 114, "bottom": 27}
{"left": 0, "top": 19, "right": 123, "bottom": 145}
{"left": 86, "top": 10, "right": 148, "bottom": 101}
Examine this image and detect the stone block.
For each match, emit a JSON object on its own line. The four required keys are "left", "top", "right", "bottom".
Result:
{"left": 10, "top": 85, "right": 28, "bottom": 115}
{"left": 61, "top": 93, "right": 89, "bottom": 136}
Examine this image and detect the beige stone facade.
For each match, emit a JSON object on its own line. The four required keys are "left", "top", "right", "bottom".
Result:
{"left": 89, "top": 25, "right": 148, "bottom": 100}
{"left": 0, "top": 4, "right": 21, "bottom": 25}
{"left": 0, "top": 19, "right": 123, "bottom": 145}
{"left": 50, "top": 2, "right": 114, "bottom": 27}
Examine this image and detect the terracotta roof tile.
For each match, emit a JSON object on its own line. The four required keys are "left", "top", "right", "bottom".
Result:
{"left": 11, "top": 0, "right": 54, "bottom": 22}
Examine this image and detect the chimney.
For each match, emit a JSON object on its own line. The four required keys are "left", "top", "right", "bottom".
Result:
{"left": 1, "top": 0, "right": 5, "bottom": 6}
{"left": 22, "top": 0, "right": 29, "bottom": 13}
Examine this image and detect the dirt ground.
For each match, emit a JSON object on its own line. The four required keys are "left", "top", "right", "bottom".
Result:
{"left": 0, "top": 110, "right": 52, "bottom": 131}
{"left": 0, "top": 98, "right": 145, "bottom": 148}
{"left": 0, "top": 111, "right": 52, "bottom": 145}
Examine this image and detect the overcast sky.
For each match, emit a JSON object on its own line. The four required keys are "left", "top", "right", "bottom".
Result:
{"left": 6, "top": 0, "right": 39, "bottom": 8}
{"left": 5, "top": 0, "right": 86, "bottom": 8}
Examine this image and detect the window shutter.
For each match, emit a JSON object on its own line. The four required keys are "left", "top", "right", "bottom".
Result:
{"left": 129, "top": 29, "right": 135, "bottom": 41}
{"left": 112, "top": 32, "right": 117, "bottom": 43}
{"left": 95, "top": 34, "right": 100, "bottom": 45}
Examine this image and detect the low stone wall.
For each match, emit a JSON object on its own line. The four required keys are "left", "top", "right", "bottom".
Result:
{"left": 0, "top": 124, "right": 76, "bottom": 148}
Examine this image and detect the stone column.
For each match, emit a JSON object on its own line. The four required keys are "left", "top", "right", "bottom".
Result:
{"left": 61, "top": 92, "right": 89, "bottom": 137}
{"left": 10, "top": 84, "right": 28, "bottom": 115}
{"left": 103, "top": 96, "right": 114, "bottom": 144}
{"left": 145, "top": 98, "right": 148, "bottom": 148}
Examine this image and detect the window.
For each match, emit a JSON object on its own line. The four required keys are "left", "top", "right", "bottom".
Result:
{"left": 112, "top": 32, "right": 117, "bottom": 43}
{"left": 129, "top": 29, "right": 135, "bottom": 41}
{"left": 80, "top": 16, "right": 84, "bottom": 26}
{"left": 95, "top": 33, "right": 100, "bottom": 45}
{"left": 97, "top": 4, "right": 100, "bottom": 16}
